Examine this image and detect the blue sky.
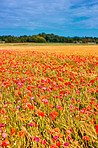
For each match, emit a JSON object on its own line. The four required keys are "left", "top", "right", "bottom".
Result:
{"left": 0, "top": 0, "right": 98, "bottom": 37}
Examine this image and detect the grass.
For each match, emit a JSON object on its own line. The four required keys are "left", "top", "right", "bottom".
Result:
{"left": 0, "top": 42, "right": 98, "bottom": 46}
{"left": 0, "top": 46, "right": 98, "bottom": 148}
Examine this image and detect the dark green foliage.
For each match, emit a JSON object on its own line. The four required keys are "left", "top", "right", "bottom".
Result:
{"left": 0, "top": 33, "right": 97, "bottom": 43}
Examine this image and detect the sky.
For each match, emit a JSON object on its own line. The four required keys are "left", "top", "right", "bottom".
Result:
{"left": 0, "top": 0, "right": 98, "bottom": 37}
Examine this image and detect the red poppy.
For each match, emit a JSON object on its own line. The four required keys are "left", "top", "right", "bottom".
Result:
{"left": 95, "top": 125, "right": 98, "bottom": 133}
{"left": 37, "top": 110, "right": 45, "bottom": 117}
{"left": 2, "top": 139, "right": 10, "bottom": 147}
{"left": 11, "top": 128, "right": 16, "bottom": 135}
{"left": 18, "top": 131, "right": 24, "bottom": 137}
{"left": 83, "top": 136, "right": 90, "bottom": 141}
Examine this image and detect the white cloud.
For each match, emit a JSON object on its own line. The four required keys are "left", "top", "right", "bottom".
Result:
{"left": 0, "top": 0, "right": 98, "bottom": 30}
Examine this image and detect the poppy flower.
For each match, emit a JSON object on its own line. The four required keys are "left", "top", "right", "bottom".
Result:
{"left": 2, "top": 139, "right": 10, "bottom": 147}
{"left": 18, "top": 131, "right": 24, "bottom": 137}
{"left": 11, "top": 128, "right": 16, "bottom": 135}
{"left": 57, "top": 105, "right": 63, "bottom": 110}
{"left": 64, "top": 142, "right": 69, "bottom": 146}
{"left": 2, "top": 133, "right": 8, "bottom": 138}
{"left": 53, "top": 136, "right": 59, "bottom": 141}
{"left": 49, "top": 104, "right": 55, "bottom": 109}
{"left": 41, "top": 140, "right": 46, "bottom": 145}
{"left": 95, "top": 125, "right": 98, "bottom": 133}
{"left": 50, "top": 113, "right": 56, "bottom": 120}
{"left": 83, "top": 136, "right": 90, "bottom": 141}
{"left": 56, "top": 142, "right": 61, "bottom": 146}
{"left": 53, "top": 111, "right": 59, "bottom": 116}
{"left": 0, "top": 129, "right": 3, "bottom": 133}
{"left": 34, "top": 137, "right": 40, "bottom": 142}
{"left": 54, "top": 128, "right": 60, "bottom": 133}
{"left": 0, "top": 123, "right": 5, "bottom": 127}
{"left": 59, "top": 133, "right": 64, "bottom": 138}
{"left": 66, "top": 129, "right": 71, "bottom": 135}
{"left": 75, "top": 115, "right": 79, "bottom": 119}
{"left": 50, "top": 143, "right": 58, "bottom": 148}
{"left": 37, "top": 110, "right": 45, "bottom": 117}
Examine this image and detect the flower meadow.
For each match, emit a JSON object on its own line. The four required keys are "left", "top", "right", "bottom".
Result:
{"left": 0, "top": 49, "right": 98, "bottom": 148}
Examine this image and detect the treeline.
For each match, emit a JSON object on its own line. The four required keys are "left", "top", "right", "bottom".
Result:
{"left": 0, "top": 33, "right": 98, "bottom": 43}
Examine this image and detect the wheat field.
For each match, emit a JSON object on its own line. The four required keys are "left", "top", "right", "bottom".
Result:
{"left": 0, "top": 45, "right": 98, "bottom": 56}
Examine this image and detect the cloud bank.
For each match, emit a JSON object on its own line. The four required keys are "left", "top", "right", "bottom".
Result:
{"left": 0, "top": 0, "right": 98, "bottom": 36}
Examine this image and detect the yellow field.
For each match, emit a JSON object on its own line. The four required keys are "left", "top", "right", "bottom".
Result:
{"left": 0, "top": 44, "right": 98, "bottom": 147}
{"left": 0, "top": 45, "right": 98, "bottom": 56}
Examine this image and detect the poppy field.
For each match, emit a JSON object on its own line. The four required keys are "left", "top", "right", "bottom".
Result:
{"left": 0, "top": 46, "right": 98, "bottom": 148}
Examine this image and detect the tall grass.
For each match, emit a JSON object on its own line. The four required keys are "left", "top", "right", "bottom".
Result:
{"left": 0, "top": 49, "right": 98, "bottom": 148}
